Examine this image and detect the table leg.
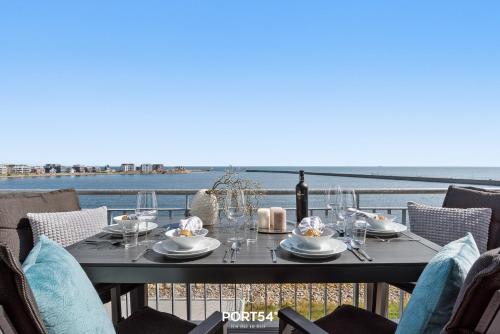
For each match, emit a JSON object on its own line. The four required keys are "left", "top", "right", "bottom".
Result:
{"left": 110, "top": 286, "right": 122, "bottom": 326}
{"left": 366, "top": 283, "right": 389, "bottom": 317}
{"left": 130, "top": 284, "right": 148, "bottom": 313}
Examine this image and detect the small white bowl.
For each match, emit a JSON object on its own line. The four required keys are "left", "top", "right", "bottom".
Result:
{"left": 113, "top": 215, "right": 140, "bottom": 225}
{"left": 165, "top": 228, "right": 209, "bottom": 249}
{"left": 292, "top": 227, "right": 336, "bottom": 250}
{"left": 366, "top": 214, "right": 396, "bottom": 230}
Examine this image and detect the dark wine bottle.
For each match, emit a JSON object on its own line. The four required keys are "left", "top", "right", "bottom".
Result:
{"left": 295, "top": 170, "right": 309, "bottom": 224}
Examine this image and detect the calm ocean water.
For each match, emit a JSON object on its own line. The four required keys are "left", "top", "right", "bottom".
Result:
{"left": 1, "top": 167, "right": 499, "bottom": 217}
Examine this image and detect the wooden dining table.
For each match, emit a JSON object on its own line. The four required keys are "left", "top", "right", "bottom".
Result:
{"left": 67, "top": 220, "right": 440, "bottom": 317}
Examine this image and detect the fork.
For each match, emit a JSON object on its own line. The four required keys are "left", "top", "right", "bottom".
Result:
{"left": 267, "top": 247, "right": 278, "bottom": 263}
{"left": 222, "top": 248, "right": 230, "bottom": 263}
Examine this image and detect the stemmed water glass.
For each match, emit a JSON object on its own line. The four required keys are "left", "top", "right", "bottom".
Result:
{"left": 136, "top": 191, "right": 158, "bottom": 246}
{"left": 224, "top": 189, "right": 245, "bottom": 243}
{"left": 342, "top": 188, "right": 357, "bottom": 238}
{"left": 324, "top": 186, "right": 357, "bottom": 236}
{"left": 325, "top": 185, "right": 345, "bottom": 233}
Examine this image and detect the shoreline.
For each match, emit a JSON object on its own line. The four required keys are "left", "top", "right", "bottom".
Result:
{"left": 0, "top": 169, "right": 210, "bottom": 179}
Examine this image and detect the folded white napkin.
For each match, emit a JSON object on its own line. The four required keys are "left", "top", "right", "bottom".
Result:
{"left": 298, "top": 216, "right": 324, "bottom": 234}
{"left": 179, "top": 216, "right": 203, "bottom": 233}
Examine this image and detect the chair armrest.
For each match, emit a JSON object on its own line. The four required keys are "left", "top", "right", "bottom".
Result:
{"left": 0, "top": 305, "right": 17, "bottom": 334}
{"left": 189, "top": 311, "right": 227, "bottom": 334}
{"left": 475, "top": 289, "right": 500, "bottom": 334}
{"left": 278, "top": 307, "right": 328, "bottom": 334}
{"left": 388, "top": 282, "right": 415, "bottom": 294}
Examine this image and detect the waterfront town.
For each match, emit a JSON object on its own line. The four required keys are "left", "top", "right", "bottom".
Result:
{"left": 0, "top": 163, "right": 192, "bottom": 177}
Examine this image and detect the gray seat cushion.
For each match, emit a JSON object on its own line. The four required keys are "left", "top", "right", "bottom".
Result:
{"left": 443, "top": 247, "right": 500, "bottom": 333}
{"left": 0, "top": 243, "right": 46, "bottom": 334}
{"left": 0, "top": 189, "right": 80, "bottom": 262}
{"left": 117, "top": 307, "right": 196, "bottom": 334}
{"left": 443, "top": 186, "right": 500, "bottom": 250}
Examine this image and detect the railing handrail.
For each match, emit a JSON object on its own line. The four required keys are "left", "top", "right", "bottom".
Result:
{"left": 0, "top": 188, "right": 460, "bottom": 195}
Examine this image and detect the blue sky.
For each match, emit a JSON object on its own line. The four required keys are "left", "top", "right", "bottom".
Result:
{"left": 1, "top": 1, "right": 499, "bottom": 166}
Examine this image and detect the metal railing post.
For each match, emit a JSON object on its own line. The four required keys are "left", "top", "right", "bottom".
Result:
{"left": 185, "top": 195, "right": 190, "bottom": 217}
{"left": 186, "top": 283, "right": 191, "bottom": 321}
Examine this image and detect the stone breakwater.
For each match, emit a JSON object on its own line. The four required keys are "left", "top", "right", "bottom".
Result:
{"left": 148, "top": 283, "right": 405, "bottom": 306}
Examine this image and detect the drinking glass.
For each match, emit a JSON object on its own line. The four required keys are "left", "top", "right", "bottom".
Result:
{"left": 352, "top": 219, "right": 368, "bottom": 245}
{"left": 121, "top": 219, "right": 139, "bottom": 248}
{"left": 136, "top": 191, "right": 158, "bottom": 246}
{"left": 224, "top": 189, "right": 245, "bottom": 242}
{"left": 246, "top": 215, "right": 258, "bottom": 244}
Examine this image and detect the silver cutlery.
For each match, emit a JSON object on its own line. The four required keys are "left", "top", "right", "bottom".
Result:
{"left": 85, "top": 239, "right": 122, "bottom": 246}
{"left": 345, "top": 242, "right": 365, "bottom": 262}
{"left": 132, "top": 247, "right": 150, "bottom": 262}
{"left": 222, "top": 248, "right": 229, "bottom": 263}
{"left": 350, "top": 240, "right": 373, "bottom": 261}
{"left": 268, "top": 247, "right": 278, "bottom": 263}
{"left": 230, "top": 242, "right": 239, "bottom": 263}
{"left": 373, "top": 236, "right": 419, "bottom": 243}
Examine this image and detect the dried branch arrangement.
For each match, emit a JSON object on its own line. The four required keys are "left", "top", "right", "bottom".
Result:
{"left": 206, "top": 167, "right": 263, "bottom": 217}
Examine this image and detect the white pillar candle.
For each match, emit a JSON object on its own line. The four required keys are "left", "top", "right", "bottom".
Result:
{"left": 274, "top": 208, "right": 287, "bottom": 231}
{"left": 270, "top": 207, "right": 281, "bottom": 230}
{"left": 257, "top": 208, "right": 270, "bottom": 229}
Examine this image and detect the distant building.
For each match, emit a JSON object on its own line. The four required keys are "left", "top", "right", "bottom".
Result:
{"left": 152, "top": 164, "right": 164, "bottom": 172}
{"left": 12, "top": 165, "right": 31, "bottom": 174}
{"left": 121, "top": 163, "right": 135, "bottom": 172}
{"left": 73, "top": 165, "right": 86, "bottom": 173}
{"left": 44, "top": 164, "right": 62, "bottom": 173}
{"left": 0, "top": 165, "right": 8, "bottom": 175}
{"left": 141, "top": 164, "right": 153, "bottom": 173}
{"left": 104, "top": 165, "right": 113, "bottom": 173}
{"left": 31, "top": 166, "right": 45, "bottom": 174}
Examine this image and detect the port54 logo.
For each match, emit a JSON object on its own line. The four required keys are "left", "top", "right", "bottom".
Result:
{"left": 222, "top": 311, "right": 277, "bottom": 322}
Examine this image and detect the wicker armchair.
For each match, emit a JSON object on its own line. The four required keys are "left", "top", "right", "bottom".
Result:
{"left": 278, "top": 247, "right": 500, "bottom": 334}
{"left": 392, "top": 185, "right": 500, "bottom": 294}
{"left": 0, "top": 241, "right": 226, "bottom": 334}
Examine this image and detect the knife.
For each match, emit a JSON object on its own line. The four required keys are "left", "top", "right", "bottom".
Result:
{"left": 357, "top": 248, "right": 373, "bottom": 261}
{"left": 345, "top": 242, "right": 365, "bottom": 262}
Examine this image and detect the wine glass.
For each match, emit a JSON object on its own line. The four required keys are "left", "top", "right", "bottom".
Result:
{"left": 136, "top": 191, "right": 158, "bottom": 246}
{"left": 342, "top": 188, "right": 357, "bottom": 238}
{"left": 325, "top": 185, "right": 345, "bottom": 233}
{"left": 224, "top": 189, "right": 245, "bottom": 243}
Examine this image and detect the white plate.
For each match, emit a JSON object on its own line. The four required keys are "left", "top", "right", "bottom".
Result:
{"left": 367, "top": 222, "right": 407, "bottom": 236}
{"left": 280, "top": 237, "right": 347, "bottom": 259}
{"left": 152, "top": 237, "right": 220, "bottom": 259}
{"left": 161, "top": 238, "right": 210, "bottom": 254}
{"left": 103, "top": 222, "right": 158, "bottom": 235}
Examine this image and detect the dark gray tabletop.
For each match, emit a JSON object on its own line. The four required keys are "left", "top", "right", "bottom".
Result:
{"left": 67, "top": 222, "right": 440, "bottom": 284}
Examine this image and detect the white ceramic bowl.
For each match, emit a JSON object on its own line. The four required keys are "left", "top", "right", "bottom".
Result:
{"left": 366, "top": 214, "right": 396, "bottom": 230}
{"left": 165, "top": 228, "right": 209, "bottom": 249}
{"left": 291, "top": 227, "right": 336, "bottom": 250}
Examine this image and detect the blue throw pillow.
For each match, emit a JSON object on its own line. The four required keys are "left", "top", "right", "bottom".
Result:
{"left": 22, "top": 235, "right": 116, "bottom": 334}
{"left": 396, "top": 233, "right": 479, "bottom": 334}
